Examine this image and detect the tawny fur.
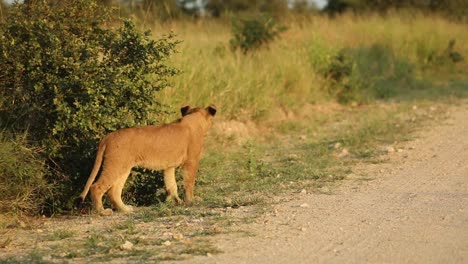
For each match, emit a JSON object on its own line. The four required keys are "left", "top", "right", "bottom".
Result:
{"left": 78, "top": 105, "right": 216, "bottom": 215}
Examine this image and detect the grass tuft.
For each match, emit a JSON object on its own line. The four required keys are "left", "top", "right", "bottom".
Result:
{"left": 0, "top": 133, "right": 52, "bottom": 216}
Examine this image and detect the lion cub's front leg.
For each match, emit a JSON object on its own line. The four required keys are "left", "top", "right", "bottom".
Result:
{"left": 164, "top": 167, "right": 182, "bottom": 204}
{"left": 182, "top": 162, "right": 199, "bottom": 204}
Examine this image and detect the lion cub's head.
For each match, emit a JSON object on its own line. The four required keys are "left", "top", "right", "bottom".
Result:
{"left": 180, "top": 105, "right": 217, "bottom": 131}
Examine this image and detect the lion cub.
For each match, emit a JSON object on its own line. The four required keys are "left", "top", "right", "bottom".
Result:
{"left": 78, "top": 105, "right": 216, "bottom": 215}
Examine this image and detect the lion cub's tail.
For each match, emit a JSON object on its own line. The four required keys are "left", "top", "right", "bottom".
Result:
{"left": 78, "top": 139, "right": 107, "bottom": 202}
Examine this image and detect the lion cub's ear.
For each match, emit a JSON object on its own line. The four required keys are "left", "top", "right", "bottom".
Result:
{"left": 181, "top": 105, "right": 191, "bottom": 116}
{"left": 207, "top": 105, "right": 217, "bottom": 116}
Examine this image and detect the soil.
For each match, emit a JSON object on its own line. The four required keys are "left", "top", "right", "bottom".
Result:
{"left": 1, "top": 103, "right": 467, "bottom": 263}
{"left": 179, "top": 103, "right": 468, "bottom": 264}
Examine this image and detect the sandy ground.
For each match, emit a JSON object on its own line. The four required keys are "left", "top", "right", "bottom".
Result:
{"left": 179, "top": 103, "right": 468, "bottom": 264}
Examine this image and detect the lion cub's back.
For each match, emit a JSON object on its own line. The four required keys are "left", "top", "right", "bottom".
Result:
{"left": 104, "top": 124, "right": 190, "bottom": 170}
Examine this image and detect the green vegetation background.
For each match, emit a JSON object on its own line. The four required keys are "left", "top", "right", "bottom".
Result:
{"left": 0, "top": 0, "right": 467, "bottom": 218}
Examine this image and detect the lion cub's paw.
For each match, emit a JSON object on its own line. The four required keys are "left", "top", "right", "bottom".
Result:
{"left": 166, "top": 196, "right": 183, "bottom": 205}
{"left": 183, "top": 197, "right": 202, "bottom": 207}
{"left": 121, "top": 205, "right": 133, "bottom": 214}
{"left": 100, "top": 208, "right": 113, "bottom": 216}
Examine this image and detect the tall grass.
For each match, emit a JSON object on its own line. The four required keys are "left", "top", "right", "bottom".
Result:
{"left": 3, "top": 13, "right": 467, "bottom": 219}
{"left": 150, "top": 13, "right": 467, "bottom": 120}
{"left": 0, "top": 133, "right": 52, "bottom": 216}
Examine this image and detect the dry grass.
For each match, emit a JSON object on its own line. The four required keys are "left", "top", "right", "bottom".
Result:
{"left": 1, "top": 13, "right": 467, "bottom": 263}
{"left": 147, "top": 13, "right": 467, "bottom": 121}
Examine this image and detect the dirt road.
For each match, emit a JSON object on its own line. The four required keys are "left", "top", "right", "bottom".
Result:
{"left": 182, "top": 103, "right": 468, "bottom": 264}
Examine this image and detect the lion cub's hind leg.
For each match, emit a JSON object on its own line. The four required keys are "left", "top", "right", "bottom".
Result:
{"left": 90, "top": 165, "right": 130, "bottom": 216}
{"left": 164, "top": 167, "right": 182, "bottom": 204}
{"left": 90, "top": 181, "right": 112, "bottom": 216}
{"left": 107, "top": 169, "right": 133, "bottom": 214}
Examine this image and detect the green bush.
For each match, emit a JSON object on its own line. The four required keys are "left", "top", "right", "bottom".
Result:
{"left": 134, "top": 0, "right": 184, "bottom": 22}
{"left": 0, "top": 133, "right": 51, "bottom": 215}
{"left": 0, "top": 0, "right": 178, "bottom": 213}
{"left": 124, "top": 169, "right": 167, "bottom": 206}
{"left": 230, "top": 15, "right": 286, "bottom": 53}
{"left": 323, "top": 50, "right": 363, "bottom": 103}
{"left": 322, "top": 44, "right": 418, "bottom": 104}
{"left": 324, "top": 0, "right": 468, "bottom": 21}
{"left": 206, "top": 0, "right": 289, "bottom": 17}
{"left": 426, "top": 39, "right": 464, "bottom": 67}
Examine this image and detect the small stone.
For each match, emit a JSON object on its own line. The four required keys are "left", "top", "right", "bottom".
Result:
{"left": 173, "top": 233, "right": 184, "bottom": 240}
{"left": 120, "top": 241, "right": 133, "bottom": 250}
{"left": 212, "top": 225, "right": 223, "bottom": 233}
{"left": 385, "top": 146, "right": 395, "bottom": 153}
{"left": 37, "top": 229, "right": 43, "bottom": 233}
{"left": 300, "top": 189, "right": 307, "bottom": 195}
{"left": 333, "top": 142, "right": 342, "bottom": 149}
{"left": 162, "top": 232, "right": 173, "bottom": 238}
{"left": 162, "top": 240, "right": 172, "bottom": 246}
{"left": 18, "top": 221, "right": 27, "bottom": 228}
{"left": 397, "top": 149, "right": 403, "bottom": 153}
{"left": 299, "top": 203, "right": 309, "bottom": 208}
{"left": 337, "top": 148, "right": 349, "bottom": 158}
{"left": 300, "top": 227, "right": 307, "bottom": 232}
{"left": 273, "top": 209, "right": 279, "bottom": 216}
{"left": 207, "top": 253, "right": 213, "bottom": 257}
{"left": 412, "top": 105, "right": 418, "bottom": 110}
